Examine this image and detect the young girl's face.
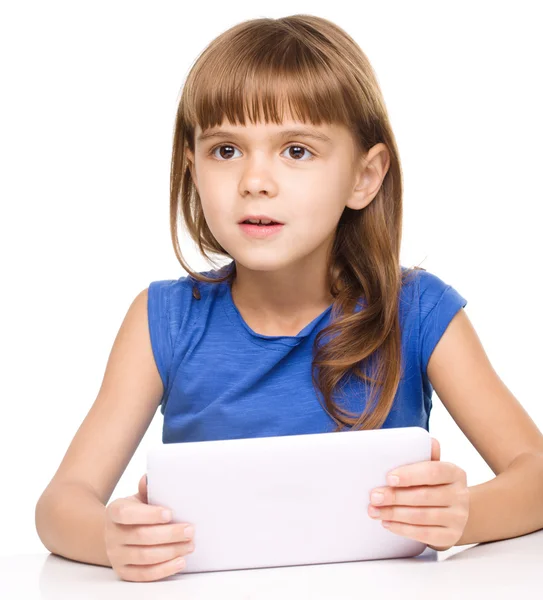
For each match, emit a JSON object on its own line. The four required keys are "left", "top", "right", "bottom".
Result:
{"left": 185, "top": 117, "right": 368, "bottom": 273}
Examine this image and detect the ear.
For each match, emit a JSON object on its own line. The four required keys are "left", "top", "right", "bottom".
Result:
{"left": 345, "top": 142, "right": 390, "bottom": 211}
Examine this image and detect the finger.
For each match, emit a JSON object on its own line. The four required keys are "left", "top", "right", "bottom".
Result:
{"left": 369, "top": 504, "right": 456, "bottom": 526}
{"left": 121, "top": 522, "right": 195, "bottom": 546}
{"left": 431, "top": 438, "right": 440, "bottom": 461}
{"left": 387, "top": 461, "right": 458, "bottom": 487}
{"left": 371, "top": 483, "right": 455, "bottom": 507}
{"left": 380, "top": 520, "right": 455, "bottom": 549}
{"left": 136, "top": 474, "right": 147, "bottom": 504}
{"left": 119, "top": 554, "right": 188, "bottom": 582}
{"left": 109, "top": 499, "right": 173, "bottom": 525}
{"left": 124, "top": 539, "right": 195, "bottom": 566}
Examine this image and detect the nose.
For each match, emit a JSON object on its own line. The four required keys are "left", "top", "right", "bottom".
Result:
{"left": 239, "top": 158, "right": 277, "bottom": 197}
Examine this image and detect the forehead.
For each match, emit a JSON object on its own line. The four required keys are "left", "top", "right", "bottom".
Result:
{"left": 194, "top": 118, "right": 349, "bottom": 145}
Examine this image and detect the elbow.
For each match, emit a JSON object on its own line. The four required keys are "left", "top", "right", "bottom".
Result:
{"left": 35, "top": 496, "right": 48, "bottom": 549}
{"left": 35, "top": 494, "right": 57, "bottom": 554}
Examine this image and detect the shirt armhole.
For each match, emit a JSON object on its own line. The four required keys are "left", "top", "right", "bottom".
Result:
{"left": 420, "top": 284, "right": 468, "bottom": 380}
{"left": 147, "top": 281, "right": 173, "bottom": 405}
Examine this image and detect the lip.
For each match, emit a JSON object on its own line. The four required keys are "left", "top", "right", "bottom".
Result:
{"left": 238, "top": 214, "right": 284, "bottom": 225}
{"left": 238, "top": 223, "right": 285, "bottom": 238}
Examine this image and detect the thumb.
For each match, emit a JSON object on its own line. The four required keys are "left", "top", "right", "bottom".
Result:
{"left": 431, "top": 437, "right": 441, "bottom": 461}
{"left": 135, "top": 473, "right": 148, "bottom": 504}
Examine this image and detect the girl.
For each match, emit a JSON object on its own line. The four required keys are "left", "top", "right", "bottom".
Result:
{"left": 35, "top": 14, "right": 543, "bottom": 583}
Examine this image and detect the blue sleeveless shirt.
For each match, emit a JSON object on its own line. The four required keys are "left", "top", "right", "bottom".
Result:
{"left": 147, "top": 263, "right": 467, "bottom": 443}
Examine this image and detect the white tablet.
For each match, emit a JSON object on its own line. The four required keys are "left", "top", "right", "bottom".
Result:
{"left": 147, "top": 426, "right": 432, "bottom": 573}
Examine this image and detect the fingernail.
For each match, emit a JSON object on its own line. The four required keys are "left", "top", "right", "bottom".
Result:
{"left": 371, "top": 492, "right": 384, "bottom": 505}
{"left": 162, "top": 509, "right": 172, "bottom": 521}
{"left": 184, "top": 525, "right": 195, "bottom": 539}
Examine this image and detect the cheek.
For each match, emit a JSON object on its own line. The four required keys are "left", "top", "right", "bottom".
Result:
{"left": 301, "top": 163, "right": 352, "bottom": 211}
{"left": 303, "top": 203, "right": 342, "bottom": 233}
{"left": 198, "top": 199, "right": 216, "bottom": 232}
{"left": 198, "top": 190, "right": 228, "bottom": 227}
{"left": 295, "top": 184, "right": 348, "bottom": 233}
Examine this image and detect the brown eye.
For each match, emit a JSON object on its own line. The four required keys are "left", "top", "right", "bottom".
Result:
{"left": 211, "top": 145, "right": 238, "bottom": 160}
{"left": 209, "top": 144, "right": 314, "bottom": 161}
{"left": 287, "top": 146, "right": 310, "bottom": 160}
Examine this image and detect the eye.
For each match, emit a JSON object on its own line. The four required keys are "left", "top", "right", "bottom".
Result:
{"left": 208, "top": 144, "right": 315, "bottom": 161}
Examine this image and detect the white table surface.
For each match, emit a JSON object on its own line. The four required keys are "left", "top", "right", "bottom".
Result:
{"left": 2, "top": 530, "right": 541, "bottom": 599}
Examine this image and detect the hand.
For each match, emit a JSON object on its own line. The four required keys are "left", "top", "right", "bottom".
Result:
{"left": 367, "top": 438, "right": 470, "bottom": 551}
{"left": 104, "top": 474, "right": 195, "bottom": 582}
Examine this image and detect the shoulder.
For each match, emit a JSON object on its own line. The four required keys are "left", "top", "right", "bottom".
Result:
{"left": 148, "top": 266, "right": 228, "bottom": 318}
{"left": 413, "top": 268, "right": 468, "bottom": 366}
{"left": 399, "top": 266, "right": 468, "bottom": 346}
{"left": 414, "top": 268, "right": 466, "bottom": 321}
{"left": 146, "top": 268, "right": 224, "bottom": 395}
{"left": 398, "top": 266, "right": 468, "bottom": 380}
{"left": 401, "top": 266, "right": 461, "bottom": 307}
{"left": 148, "top": 274, "right": 193, "bottom": 305}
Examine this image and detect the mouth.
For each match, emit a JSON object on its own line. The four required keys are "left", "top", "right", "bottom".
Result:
{"left": 239, "top": 220, "right": 283, "bottom": 226}
{"left": 238, "top": 216, "right": 285, "bottom": 226}
{"left": 238, "top": 221, "right": 285, "bottom": 238}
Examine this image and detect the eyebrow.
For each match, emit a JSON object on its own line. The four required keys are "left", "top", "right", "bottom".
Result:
{"left": 196, "top": 128, "right": 333, "bottom": 144}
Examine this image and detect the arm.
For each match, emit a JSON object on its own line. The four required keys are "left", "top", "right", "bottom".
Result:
{"left": 456, "top": 451, "right": 543, "bottom": 546}
{"left": 35, "top": 481, "right": 111, "bottom": 567}
{"left": 35, "top": 288, "right": 165, "bottom": 566}
{"left": 426, "top": 308, "right": 543, "bottom": 546}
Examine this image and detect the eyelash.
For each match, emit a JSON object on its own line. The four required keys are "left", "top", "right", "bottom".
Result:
{"left": 207, "top": 143, "right": 316, "bottom": 162}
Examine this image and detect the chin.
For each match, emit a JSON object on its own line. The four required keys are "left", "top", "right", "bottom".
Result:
{"left": 235, "top": 260, "right": 282, "bottom": 273}
{"left": 230, "top": 253, "right": 291, "bottom": 273}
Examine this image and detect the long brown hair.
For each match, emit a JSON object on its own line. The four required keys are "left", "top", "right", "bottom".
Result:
{"left": 169, "top": 14, "right": 424, "bottom": 432}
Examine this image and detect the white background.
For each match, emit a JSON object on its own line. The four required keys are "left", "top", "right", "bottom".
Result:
{"left": 1, "top": 1, "right": 541, "bottom": 556}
